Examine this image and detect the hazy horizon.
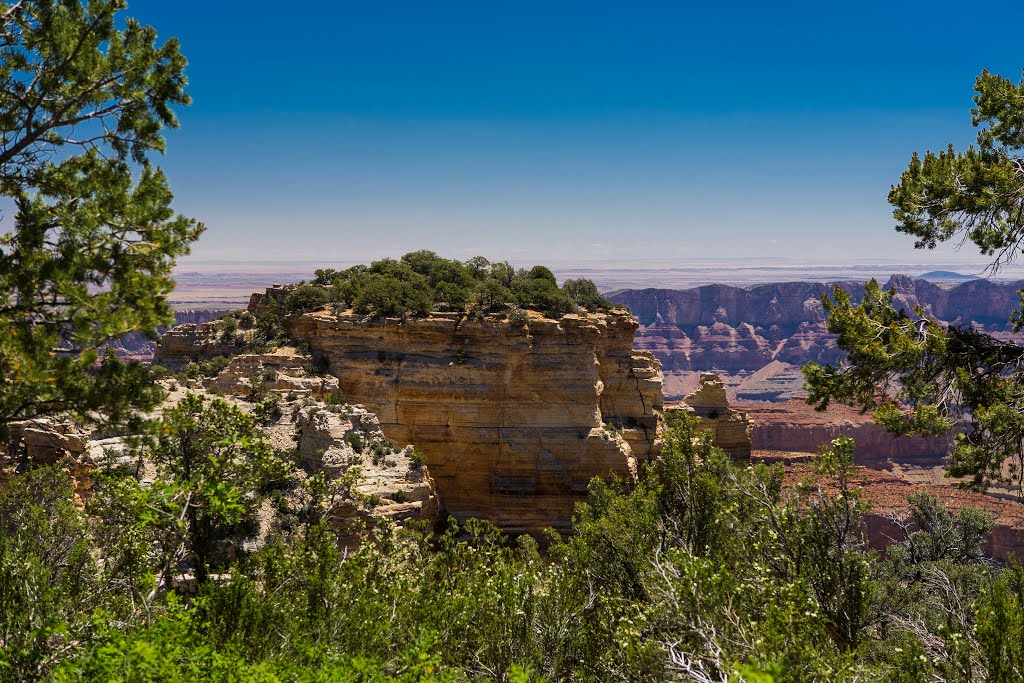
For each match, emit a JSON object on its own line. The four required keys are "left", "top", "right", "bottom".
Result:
{"left": 168, "top": 256, "right": 1024, "bottom": 309}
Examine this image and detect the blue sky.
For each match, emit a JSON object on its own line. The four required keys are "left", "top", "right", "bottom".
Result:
{"left": 128, "top": 1, "right": 1024, "bottom": 264}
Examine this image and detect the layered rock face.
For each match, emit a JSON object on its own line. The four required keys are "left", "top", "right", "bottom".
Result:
{"left": 610, "top": 277, "right": 1024, "bottom": 400}
{"left": 104, "top": 310, "right": 229, "bottom": 362}
{"left": 667, "top": 373, "right": 752, "bottom": 463}
{"left": 153, "top": 320, "right": 256, "bottom": 369}
{"left": 204, "top": 348, "right": 339, "bottom": 398}
{"left": 293, "top": 403, "right": 439, "bottom": 539}
{"left": 742, "top": 399, "right": 953, "bottom": 469}
{"left": 290, "top": 310, "right": 663, "bottom": 534}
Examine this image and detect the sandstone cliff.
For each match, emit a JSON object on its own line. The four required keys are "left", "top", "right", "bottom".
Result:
{"left": 290, "top": 309, "right": 663, "bottom": 535}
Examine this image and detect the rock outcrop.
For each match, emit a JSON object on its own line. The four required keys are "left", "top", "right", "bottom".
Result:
{"left": 153, "top": 320, "right": 257, "bottom": 369}
{"left": 205, "top": 347, "right": 339, "bottom": 398}
{"left": 294, "top": 403, "right": 439, "bottom": 537}
{"left": 290, "top": 309, "right": 663, "bottom": 535}
{"left": 743, "top": 399, "right": 953, "bottom": 469}
{"left": 667, "top": 373, "right": 752, "bottom": 463}
{"left": 105, "top": 310, "right": 230, "bottom": 362}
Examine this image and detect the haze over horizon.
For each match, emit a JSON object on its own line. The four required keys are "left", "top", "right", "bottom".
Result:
{"left": 131, "top": 1, "right": 1024, "bottom": 267}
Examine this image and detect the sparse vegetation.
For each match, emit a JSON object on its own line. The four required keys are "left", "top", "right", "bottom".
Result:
{"left": 347, "top": 431, "right": 365, "bottom": 453}
{"left": 184, "top": 355, "right": 232, "bottom": 379}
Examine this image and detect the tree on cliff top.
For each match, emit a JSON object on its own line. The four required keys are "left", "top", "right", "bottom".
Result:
{"left": 805, "top": 69, "right": 1024, "bottom": 496}
{"left": 0, "top": 0, "right": 202, "bottom": 436}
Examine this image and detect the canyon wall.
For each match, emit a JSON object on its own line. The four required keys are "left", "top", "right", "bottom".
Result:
{"left": 291, "top": 309, "right": 663, "bottom": 535}
{"left": 609, "top": 276, "right": 1024, "bottom": 400}
{"left": 742, "top": 399, "right": 953, "bottom": 469}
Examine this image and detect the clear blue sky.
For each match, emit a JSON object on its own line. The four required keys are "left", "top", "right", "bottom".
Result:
{"left": 129, "top": 1, "right": 1024, "bottom": 265}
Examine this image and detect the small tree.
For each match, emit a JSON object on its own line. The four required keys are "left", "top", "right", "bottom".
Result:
{"left": 562, "top": 278, "right": 611, "bottom": 312}
{"left": 284, "top": 284, "right": 330, "bottom": 314}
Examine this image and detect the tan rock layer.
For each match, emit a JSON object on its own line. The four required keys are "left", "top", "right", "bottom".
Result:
{"left": 667, "top": 373, "right": 752, "bottom": 463}
{"left": 289, "top": 309, "right": 663, "bottom": 535}
{"left": 205, "top": 348, "right": 339, "bottom": 398}
{"left": 153, "top": 321, "right": 256, "bottom": 369}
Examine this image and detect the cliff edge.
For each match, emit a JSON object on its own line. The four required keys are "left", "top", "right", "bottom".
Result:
{"left": 290, "top": 308, "right": 663, "bottom": 534}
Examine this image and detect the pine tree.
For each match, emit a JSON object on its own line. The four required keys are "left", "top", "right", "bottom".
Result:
{"left": 0, "top": 0, "right": 202, "bottom": 435}
{"left": 805, "top": 69, "right": 1024, "bottom": 496}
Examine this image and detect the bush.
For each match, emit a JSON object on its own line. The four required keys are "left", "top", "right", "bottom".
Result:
{"left": 409, "top": 449, "right": 427, "bottom": 469}
{"left": 184, "top": 355, "right": 232, "bottom": 379}
{"left": 505, "top": 307, "right": 529, "bottom": 326}
{"left": 325, "top": 388, "right": 347, "bottom": 405}
{"left": 347, "top": 431, "right": 365, "bottom": 453}
{"left": 149, "top": 364, "right": 172, "bottom": 380}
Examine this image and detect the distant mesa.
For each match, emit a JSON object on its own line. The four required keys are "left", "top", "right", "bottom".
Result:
{"left": 914, "top": 270, "right": 979, "bottom": 281}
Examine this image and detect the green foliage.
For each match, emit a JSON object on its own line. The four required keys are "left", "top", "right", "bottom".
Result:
{"left": 0, "top": 469, "right": 98, "bottom": 681}
{"left": 807, "top": 69, "right": 1024, "bottom": 497}
{"left": 184, "top": 355, "right": 232, "bottom": 379}
{"left": 7, "top": 408, "right": 1022, "bottom": 681}
{"left": 805, "top": 278, "right": 1024, "bottom": 493}
{"left": 0, "top": 0, "right": 202, "bottom": 437}
{"left": 408, "top": 448, "right": 427, "bottom": 469}
{"left": 111, "top": 393, "right": 289, "bottom": 588}
{"left": 285, "top": 284, "right": 331, "bottom": 314}
{"left": 325, "top": 387, "right": 347, "bottom": 405}
{"left": 889, "top": 70, "right": 1024, "bottom": 269}
{"left": 562, "top": 278, "right": 613, "bottom": 312}
{"left": 348, "top": 431, "right": 365, "bottom": 454}
{"left": 302, "top": 252, "right": 613, "bottom": 320}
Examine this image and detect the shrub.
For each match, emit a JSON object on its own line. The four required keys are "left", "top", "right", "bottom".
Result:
{"left": 409, "top": 449, "right": 427, "bottom": 469}
{"left": 471, "top": 279, "right": 513, "bottom": 312}
{"left": 505, "top": 307, "right": 529, "bottom": 326}
{"left": 325, "top": 388, "right": 347, "bottom": 405}
{"left": 149, "top": 364, "right": 172, "bottom": 380}
{"left": 347, "top": 431, "right": 365, "bottom": 453}
{"left": 561, "top": 278, "right": 612, "bottom": 312}
{"left": 184, "top": 355, "right": 232, "bottom": 379}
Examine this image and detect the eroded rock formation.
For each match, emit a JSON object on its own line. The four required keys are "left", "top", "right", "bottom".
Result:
{"left": 293, "top": 403, "right": 439, "bottom": 538}
{"left": 105, "top": 310, "right": 229, "bottom": 362}
{"left": 667, "top": 373, "right": 752, "bottom": 463}
{"left": 290, "top": 309, "right": 663, "bottom": 534}
{"left": 204, "top": 348, "right": 339, "bottom": 398}
{"left": 153, "top": 320, "right": 256, "bottom": 369}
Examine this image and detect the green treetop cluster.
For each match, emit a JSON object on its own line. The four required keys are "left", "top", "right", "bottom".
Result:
{"left": 287, "top": 250, "right": 613, "bottom": 319}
